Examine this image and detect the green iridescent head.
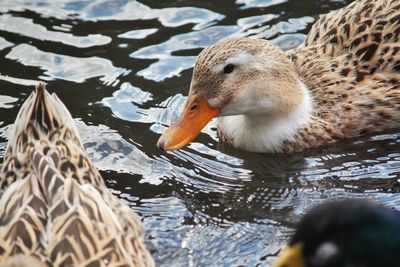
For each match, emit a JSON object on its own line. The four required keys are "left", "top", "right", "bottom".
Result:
{"left": 273, "top": 199, "right": 400, "bottom": 267}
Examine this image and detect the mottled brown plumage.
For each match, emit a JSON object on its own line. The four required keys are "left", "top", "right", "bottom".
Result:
{"left": 284, "top": 0, "right": 400, "bottom": 152}
{"left": 158, "top": 0, "right": 400, "bottom": 153}
{"left": 0, "top": 83, "right": 155, "bottom": 266}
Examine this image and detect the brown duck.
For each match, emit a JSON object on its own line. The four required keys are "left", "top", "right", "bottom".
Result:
{"left": 158, "top": 0, "right": 400, "bottom": 153}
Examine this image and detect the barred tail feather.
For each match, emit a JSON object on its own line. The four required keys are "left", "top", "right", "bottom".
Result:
{"left": 0, "top": 83, "right": 155, "bottom": 266}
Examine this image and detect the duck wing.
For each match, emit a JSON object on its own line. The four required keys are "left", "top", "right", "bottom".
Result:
{"left": 303, "top": 0, "right": 400, "bottom": 80}
{"left": 287, "top": 0, "right": 400, "bottom": 142}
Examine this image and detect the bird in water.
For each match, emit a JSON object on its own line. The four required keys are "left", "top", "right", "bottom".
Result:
{"left": 157, "top": 0, "right": 400, "bottom": 153}
{"left": 272, "top": 199, "right": 400, "bottom": 267}
{"left": 0, "top": 83, "right": 155, "bottom": 267}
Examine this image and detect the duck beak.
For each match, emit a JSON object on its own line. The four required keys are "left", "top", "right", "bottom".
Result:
{"left": 272, "top": 243, "right": 305, "bottom": 267}
{"left": 157, "top": 95, "right": 220, "bottom": 151}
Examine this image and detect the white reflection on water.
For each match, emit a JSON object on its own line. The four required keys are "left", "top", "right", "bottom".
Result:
{"left": 6, "top": 44, "right": 129, "bottom": 84}
{"left": 101, "top": 82, "right": 168, "bottom": 124}
{"left": 236, "top": 0, "right": 288, "bottom": 9}
{"left": 0, "top": 36, "right": 13, "bottom": 50}
{"left": 0, "top": 14, "right": 111, "bottom": 48}
{"left": 102, "top": 83, "right": 188, "bottom": 129}
{"left": 101, "top": 82, "right": 153, "bottom": 122}
{"left": 138, "top": 56, "right": 196, "bottom": 82}
{"left": 0, "top": 95, "right": 18, "bottom": 109}
{"left": 0, "top": 1, "right": 223, "bottom": 29}
{"left": 0, "top": 74, "right": 38, "bottom": 86}
{"left": 300, "top": 148, "right": 400, "bottom": 182}
{"left": 252, "top": 16, "right": 314, "bottom": 39}
{"left": 118, "top": 28, "right": 158, "bottom": 40}
{"left": 76, "top": 120, "right": 166, "bottom": 185}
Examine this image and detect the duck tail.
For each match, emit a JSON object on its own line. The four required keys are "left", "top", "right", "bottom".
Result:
{"left": 6, "top": 82, "right": 82, "bottom": 156}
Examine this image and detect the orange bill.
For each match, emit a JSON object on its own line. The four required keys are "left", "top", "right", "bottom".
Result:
{"left": 157, "top": 95, "right": 220, "bottom": 151}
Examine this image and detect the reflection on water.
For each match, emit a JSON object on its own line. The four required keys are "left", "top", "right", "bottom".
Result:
{"left": 237, "top": 0, "right": 288, "bottom": 9}
{"left": 6, "top": 44, "right": 128, "bottom": 84}
{"left": 1, "top": 0, "right": 400, "bottom": 266}
{"left": 0, "top": 14, "right": 111, "bottom": 48}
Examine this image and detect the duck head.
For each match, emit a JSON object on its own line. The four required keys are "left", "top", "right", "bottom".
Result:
{"left": 273, "top": 199, "right": 400, "bottom": 267}
{"left": 157, "top": 37, "right": 306, "bottom": 151}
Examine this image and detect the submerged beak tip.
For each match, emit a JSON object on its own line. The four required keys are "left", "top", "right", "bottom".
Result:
{"left": 156, "top": 95, "right": 219, "bottom": 152}
{"left": 157, "top": 132, "right": 177, "bottom": 151}
{"left": 156, "top": 135, "right": 166, "bottom": 151}
{"left": 157, "top": 142, "right": 165, "bottom": 152}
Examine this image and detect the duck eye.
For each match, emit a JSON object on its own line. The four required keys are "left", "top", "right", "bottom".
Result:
{"left": 223, "top": 64, "right": 234, "bottom": 74}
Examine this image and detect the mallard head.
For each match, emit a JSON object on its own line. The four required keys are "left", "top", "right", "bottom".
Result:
{"left": 273, "top": 199, "right": 400, "bottom": 267}
{"left": 157, "top": 37, "right": 308, "bottom": 151}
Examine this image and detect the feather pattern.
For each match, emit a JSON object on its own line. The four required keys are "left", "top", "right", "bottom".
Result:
{"left": 0, "top": 83, "right": 154, "bottom": 266}
{"left": 281, "top": 0, "right": 400, "bottom": 152}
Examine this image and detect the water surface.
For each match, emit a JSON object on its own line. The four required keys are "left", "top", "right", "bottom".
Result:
{"left": 1, "top": 0, "right": 400, "bottom": 266}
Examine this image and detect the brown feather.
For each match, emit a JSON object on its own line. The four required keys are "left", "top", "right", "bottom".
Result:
{"left": 0, "top": 83, "right": 154, "bottom": 266}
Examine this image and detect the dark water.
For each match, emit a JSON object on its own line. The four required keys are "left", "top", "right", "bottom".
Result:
{"left": 1, "top": 0, "right": 400, "bottom": 266}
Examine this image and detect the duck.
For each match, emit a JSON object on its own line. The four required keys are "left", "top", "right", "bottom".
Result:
{"left": 272, "top": 199, "right": 400, "bottom": 267}
{"left": 157, "top": 0, "right": 400, "bottom": 153}
{"left": 0, "top": 83, "right": 155, "bottom": 267}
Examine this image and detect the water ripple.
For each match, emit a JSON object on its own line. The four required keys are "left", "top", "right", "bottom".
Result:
{"left": 118, "top": 28, "right": 158, "bottom": 40}
{"left": 252, "top": 16, "right": 314, "bottom": 40}
{"left": 0, "top": 74, "right": 38, "bottom": 86}
{"left": 6, "top": 44, "right": 128, "bottom": 84}
{"left": 0, "top": 95, "right": 18, "bottom": 109}
{"left": 0, "top": 14, "right": 110, "bottom": 48}
{"left": 138, "top": 56, "right": 196, "bottom": 82}
{"left": 237, "top": 0, "right": 288, "bottom": 9}
{"left": 76, "top": 120, "right": 166, "bottom": 185}
{"left": 101, "top": 82, "right": 153, "bottom": 122}
{"left": 0, "top": 1, "right": 223, "bottom": 29}
{"left": 0, "top": 36, "right": 13, "bottom": 50}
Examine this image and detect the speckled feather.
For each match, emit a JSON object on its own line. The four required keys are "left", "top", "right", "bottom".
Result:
{"left": 283, "top": 0, "right": 400, "bottom": 152}
{"left": 0, "top": 83, "right": 154, "bottom": 266}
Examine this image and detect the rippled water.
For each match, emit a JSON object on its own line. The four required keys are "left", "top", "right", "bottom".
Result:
{"left": 1, "top": 0, "right": 400, "bottom": 266}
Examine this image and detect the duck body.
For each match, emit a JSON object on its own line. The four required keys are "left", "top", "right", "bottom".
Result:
{"left": 273, "top": 199, "right": 400, "bottom": 267}
{"left": 0, "top": 83, "right": 154, "bottom": 266}
{"left": 158, "top": 0, "right": 400, "bottom": 153}
{"left": 281, "top": 0, "right": 400, "bottom": 152}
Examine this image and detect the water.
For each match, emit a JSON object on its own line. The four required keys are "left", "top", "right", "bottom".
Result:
{"left": 1, "top": 0, "right": 400, "bottom": 266}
